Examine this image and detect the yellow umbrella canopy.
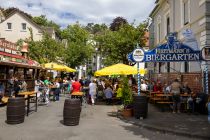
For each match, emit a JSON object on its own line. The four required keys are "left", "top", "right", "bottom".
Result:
{"left": 43, "top": 62, "right": 62, "bottom": 69}
{"left": 62, "top": 65, "right": 76, "bottom": 72}
{"left": 53, "top": 65, "right": 76, "bottom": 72}
{"left": 43, "top": 63, "right": 76, "bottom": 72}
{"left": 94, "top": 63, "right": 146, "bottom": 76}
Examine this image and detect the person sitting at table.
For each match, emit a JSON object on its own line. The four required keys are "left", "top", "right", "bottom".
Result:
{"left": 13, "top": 77, "right": 22, "bottom": 97}
{"left": 141, "top": 80, "right": 148, "bottom": 92}
{"left": 163, "top": 83, "right": 171, "bottom": 94}
{"left": 181, "top": 82, "right": 191, "bottom": 94}
{"left": 20, "top": 79, "right": 27, "bottom": 92}
{"left": 154, "top": 81, "right": 162, "bottom": 92}
{"left": 170, "top": 79, "right": 182, "bottom": 113}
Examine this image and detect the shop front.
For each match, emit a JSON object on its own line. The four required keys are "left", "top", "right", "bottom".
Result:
{"left": 0, "top": 38, "right": 41, "bottom": 96}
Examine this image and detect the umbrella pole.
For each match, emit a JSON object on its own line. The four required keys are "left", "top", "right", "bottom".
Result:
{"left": 137, "top": 62, "right": 141, "bottom": 96}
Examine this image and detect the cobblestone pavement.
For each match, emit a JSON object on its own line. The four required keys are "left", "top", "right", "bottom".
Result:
{"left": 0, "top": 97, "right": 206, "bottom": 140}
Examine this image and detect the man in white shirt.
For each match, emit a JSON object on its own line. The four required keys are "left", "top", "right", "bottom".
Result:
{"left": 141, "top": 81, "right": 148, "bottom": 91}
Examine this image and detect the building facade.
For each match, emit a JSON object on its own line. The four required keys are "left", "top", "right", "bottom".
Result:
{"left": 149, "top": 0, "right": 210, "bottom": 92}
{"left": 0, "top": 9, "right": 60, "bottom": 43}
{"left": 149, "top": 0, "right": 210, "bottom": 74}
{"left": 0, "top": 10, "right": 43, "bottom": 43}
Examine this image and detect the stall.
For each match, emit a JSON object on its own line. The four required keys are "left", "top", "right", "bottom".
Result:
{"left": 0, "top": 39, "right": 41, "bottom": 98}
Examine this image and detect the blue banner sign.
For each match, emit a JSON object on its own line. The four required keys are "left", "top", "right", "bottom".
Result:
{"left": 128, "top": 33, "right": 204, "bottom": 63}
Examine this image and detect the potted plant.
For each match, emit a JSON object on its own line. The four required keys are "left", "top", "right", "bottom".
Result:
{"left": 121, "top": 77, "right": 133, "bottom": 118}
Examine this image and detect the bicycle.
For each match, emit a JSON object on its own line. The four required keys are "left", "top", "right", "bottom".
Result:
{"left": 37, "top": 86, "right": 49, "bottom": 104}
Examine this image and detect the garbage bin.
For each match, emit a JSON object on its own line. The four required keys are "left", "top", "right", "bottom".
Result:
{"left": 63, "top": 99, "right": 81, "bottom": 126}
{"left": 7, "top": 97, "right": 25, "bottom": 124}
{"left": 133, "top": 95, "right": 148, "bottom": 119}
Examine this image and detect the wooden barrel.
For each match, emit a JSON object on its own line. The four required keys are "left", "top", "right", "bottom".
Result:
{"left": 7, "top": 97, "right": 25, "bottom": 124}
{"left": 63, "top": 99, "right": 81, "bottom": 126}
{"left": 133, "top": 95, "right": 148, "bottom": 119}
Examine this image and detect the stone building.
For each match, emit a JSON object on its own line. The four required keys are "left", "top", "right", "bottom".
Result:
{"left": 149, "top": 0, "right": 210, "bottom": 93}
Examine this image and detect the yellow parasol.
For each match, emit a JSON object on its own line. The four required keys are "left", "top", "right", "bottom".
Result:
{"left": 94, "top": 63, "right": 147, "bottom": 76}
{"left": 43, "top": 63, "right": 76, "bottom": 72}
{"left": 43, "top": 62, "right": 62, "bottom": 69}
{"left": 62, "top": 65, "right": 76, "bottom": 72}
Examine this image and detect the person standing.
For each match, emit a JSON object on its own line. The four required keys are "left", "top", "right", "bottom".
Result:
{"left": 170, "top": 79, "right": 182, "bottom": 113}
{"left": 7, "top": 76, "right": 14, "bottom": 97}
{"left": 104, "top": 84, "right": 113, "bottom": 105}
{"left": 89, "top": 80, "right": 97, "bottom": 105}
{"left": 35, "top": 78, "right": 43, "bottom": 97}
{"left": 71, "top": 78, "right": 81, "bottom": 93}
{"left": 54, "top": 79, "right": 60, "bottom": 101}
{"left": 44, "top": 77, "right": 51, "bottom": 104}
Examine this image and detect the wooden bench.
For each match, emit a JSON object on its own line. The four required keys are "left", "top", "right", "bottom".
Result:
{"left": 156, "top": 101, "right": 173, "bottom": 112}
{"left": 156, "top": 101, "right": 173, "bottom": 104}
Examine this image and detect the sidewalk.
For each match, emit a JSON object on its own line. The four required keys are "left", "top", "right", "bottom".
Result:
{"left": 119, "top": 104, "right": 210, "bottom": 140}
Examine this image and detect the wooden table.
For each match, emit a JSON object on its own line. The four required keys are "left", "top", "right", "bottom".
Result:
{"left": 18, "top": 91, "right": 37, "bottom": 116}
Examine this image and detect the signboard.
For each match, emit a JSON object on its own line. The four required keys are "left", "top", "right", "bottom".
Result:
{"left": 0, "top": 39, "right": 21, "bottom": 55}
{"left": 132, "top": 48, "right": 145, "bottom": 62}
{"left": 182, "top": 29, "right": 199, "bottom": 50}
{"left": 128, "top": 33, "right": 204, "bottom": 63}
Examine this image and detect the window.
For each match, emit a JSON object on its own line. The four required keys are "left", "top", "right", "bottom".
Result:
{"left": 167, "top": 62, "right": 170, "bottom": 73}
{"left": 157, "top": 15, "right": 161, "bottom": 43}
{"left": 157, "top": 23, "right": 161, "bottom": 43}
{"left": 184, "top": 62, "right": 189, "bottom": 72}
{"left": 159, "top": 62, "right": 162, "bottom": 73}
{"left": 7, "top": 23, "right": 12, "bottom": 30}
{"left": 183, "top": 0, "right": 189, "bottom": 25}
{"left": 22, "top": 23, "right": 26, "bottom": 30}
{"left": 166, "top": 17, "right": 170, "bottom": 35}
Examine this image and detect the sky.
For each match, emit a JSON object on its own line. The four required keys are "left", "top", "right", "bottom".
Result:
{"left": 0, "top": 0, "right": 155, "bottom": 28}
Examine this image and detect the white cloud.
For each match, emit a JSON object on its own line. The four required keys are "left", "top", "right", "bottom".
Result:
{"left": 0, "top": 0, "right": 155, "bottom": 27}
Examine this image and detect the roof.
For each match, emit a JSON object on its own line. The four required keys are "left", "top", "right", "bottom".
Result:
{"left": 43, "top": 27, "right": 55, "bottom": 36}
{"left": 149, "top": 3, "right": 160, "bottom": 17}
{"left": 0, "top": 9, "right": 4, "bottom": 17}
{"left": 149, "top": 0, "right": 165, "bottom": 17}
{"left": 1, "top": 9, "right": 43, "bottom": 31}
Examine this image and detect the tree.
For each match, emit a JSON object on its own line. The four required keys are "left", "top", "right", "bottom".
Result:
{"left": 32, "top": 15, "right": 48, "bottom": 26}
{"left": 61, "top": 23, "right": 93, "bottom": 67}
{"left": 33, "top": 15, "right": 62, "bottom": 38}
{"left": 27, "top": 34, "right": 65, "bottom": 64}
{"left": 95, "top": 20, "right": 148, "bottom": 65}
{"left": 110, "top": 17, "right": 128, "bottom": 31}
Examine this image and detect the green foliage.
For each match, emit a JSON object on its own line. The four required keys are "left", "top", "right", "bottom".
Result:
{"left": 110, "top": 17, "right": 128, "bottom": 31}
{"left": 94, "top": 21, "right": 148, "bottom": 65}
{"left": 61, "top": 23, "right": 93, "bottom": 67}
{"left": 121, "top": 77, "right": 133, "bottom": 107}
{"left": 27, "top": 34, "right": 65, "bottom": 64}
{"left": 32, "top": 15, "right": 62, "bottom": 38}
